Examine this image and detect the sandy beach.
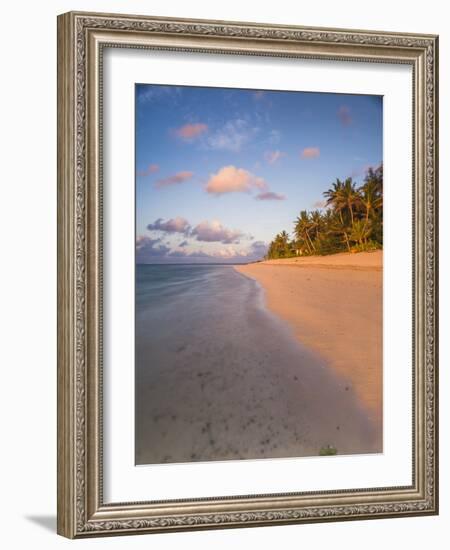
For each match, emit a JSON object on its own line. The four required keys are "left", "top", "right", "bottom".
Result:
{"left": 235, "top": 251, "right": 383, "bottom": 443}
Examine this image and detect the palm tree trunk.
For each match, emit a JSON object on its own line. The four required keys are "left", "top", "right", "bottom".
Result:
{"left": 362, "top": 204, "right": 370, "bottom": 232}
{"left": 306, "top": 230, "right": 316, "bottom": 251}
{"left": 303, "top": 233, "right": 312, "bottom": 254}
{"left": 361, "top": 203, "right": 372, "bottom": 243}
{"left": 344, "top": 232, "right": 351, "bottom": 251}
{"left": 338, "top": 210, "right": 351, "bottom": 251}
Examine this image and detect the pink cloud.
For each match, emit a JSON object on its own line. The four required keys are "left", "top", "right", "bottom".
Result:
{"left": 174, "top": 123, "right": 208, "bottom": 140}
{"left": 147, "top": 217, "right": 191, "bottom": 234}
{"left": 255, "top": 191, "right": 286, "bottom": 201}
{"left": 137, "top": 163, "right": 159, "bottom": 177}
{"left": 155, "top": 171, "right": 194, "bottom": 188}
{"left": 206, "top": 166, "right": 268, "bottom": 195}
{"left": 338, "top": 105, "right": 352, "bottom": 126}
{"left": 301, "top": 147, "right": 320, "bottom": 159}
{"left": 264, "top": 150, "right": 286, "bottom": 164}
{"left": 191, "top": 220, "right": 243, "bottom": 244}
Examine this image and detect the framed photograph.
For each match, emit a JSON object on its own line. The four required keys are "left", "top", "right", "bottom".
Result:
{"left": 57, "top": 11, "right": 439, "bottom": 538}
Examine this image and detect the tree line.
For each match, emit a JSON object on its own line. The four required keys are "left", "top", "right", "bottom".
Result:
{"left": 266, "top": 164, "right": 383, "bottom": 259}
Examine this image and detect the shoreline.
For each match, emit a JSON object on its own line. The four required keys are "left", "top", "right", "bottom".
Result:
{"left": 244, "top": 250, "right": 382, "bottom": 269}
{"left": 136, "top": 261, "right": 381, "bottom": 464}
{"left": 235, "top": 251, "right": 383, "bottom": 437}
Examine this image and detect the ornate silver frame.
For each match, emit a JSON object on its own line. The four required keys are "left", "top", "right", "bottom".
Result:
{"left": 57, "top": 11, "right": 439, "bottom": 538}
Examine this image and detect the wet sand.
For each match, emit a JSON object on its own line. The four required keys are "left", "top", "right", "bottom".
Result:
{"left": 135, "top": 263, "right": 380, "bottom": 465}
{"left": 235, "top": 251, "right": 383, "bottom": 443}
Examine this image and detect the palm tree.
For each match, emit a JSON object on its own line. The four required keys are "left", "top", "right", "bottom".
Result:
{"left": 340, "top": 177, "right": 361, "bottom": 226}
{"left": 323, "top": 180, "right": 352, "bottom": 251}
{"left": 365, "top": 164, "right": 383, "bottom": 197}
{"left": 359, "top": 164, "right": 383, "bottom": 242}
{"left": 323, "top": 179, "right": 345, "bottom": 212}
{"left": 274, "top": 230, "right": 290, "bottom": 257}
{"left": 310, "top": 210, "right": 323, "bottom": 240}
{"left": 279, "top": 230, "right": 289, "bottom": 251}
{"left": 322, "top": 208, "right": 339, "bottom": 229}
{"left": 350, "top": 219, "right": 373, "bottom": 246}
{"left": 267, "top": 164, "right": 383, "bottom": 258}
{"left": 294, "top": 211, "right": 315, "bottom": 253}
{"left": 360, "top": 178, "right": 382, "bottom": 230}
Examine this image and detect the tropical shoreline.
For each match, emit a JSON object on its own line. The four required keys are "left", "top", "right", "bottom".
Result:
{"left": 136, "top": 262, "right": 381, "bottom": 464}
{"left": 235, "top": 250, "right": 383, "bottom": 444}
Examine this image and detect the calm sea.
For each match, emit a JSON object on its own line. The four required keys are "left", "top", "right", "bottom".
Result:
{"left": 135, "top": 264, "right": 299, "bottom": 378}
{"left": 135, "top": 264, "right": 376, "bottom": 464}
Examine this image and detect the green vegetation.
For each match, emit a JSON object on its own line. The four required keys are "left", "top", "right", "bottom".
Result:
{"left": 319, "top": 445, "right": 338, "bottom": 456}
{"left": 266, "top": 165, "right": 383, "bottom": 259}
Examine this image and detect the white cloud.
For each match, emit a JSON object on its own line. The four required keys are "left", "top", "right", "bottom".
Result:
{"left": 248, "top": 240, "right": 268, "bottom": 257}
{"left": 264, "top": 150, "right": 286, "bottom": 164}
{"left": 253, "top": 91, "right": 265, "bottom": 100}
{"left": 268, "top": 129, "right": 281, "bottom": 145}
{"left": 136, "top": 235, "right": 268, "bottom": 264}
{"left": 137, "top": 85, "right": 182, "bottom": 104}
{"left": 206, "top": 119, "right": 258, "bottom": 152}
{"left": 136, "top": 236, "right": 171, "bottom": 262}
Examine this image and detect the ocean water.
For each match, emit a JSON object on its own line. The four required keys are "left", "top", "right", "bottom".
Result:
{"left": 135, "top": 264, "right": 377, "bottom": 465}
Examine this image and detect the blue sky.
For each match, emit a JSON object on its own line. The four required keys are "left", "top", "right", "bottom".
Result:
{"left": 135, "top": 84, "right": 382, "bottom": 263}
